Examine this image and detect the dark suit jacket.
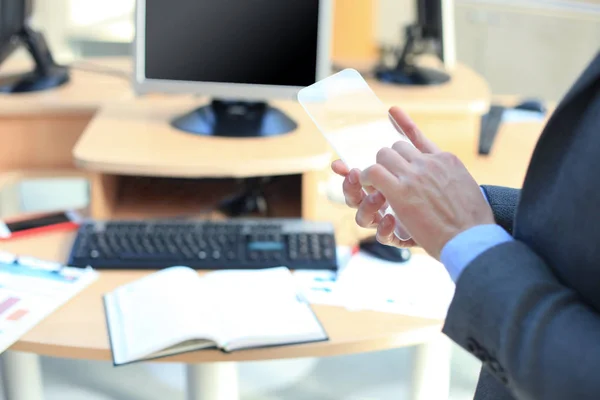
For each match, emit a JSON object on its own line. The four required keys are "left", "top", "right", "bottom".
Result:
{"left": 442, "top": 50, "right": 600, "bottom": 400}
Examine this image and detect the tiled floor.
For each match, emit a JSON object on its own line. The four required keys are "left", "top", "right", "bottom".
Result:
{"left": 1, "top": 344, "right": 481, "bottom": 400}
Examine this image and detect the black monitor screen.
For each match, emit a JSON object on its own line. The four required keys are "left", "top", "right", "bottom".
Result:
{"left": 144, "top": 0, "right": 321, "bottom": 87}
{"left": 417, "top": 0, "right": 443, "bottom": 40}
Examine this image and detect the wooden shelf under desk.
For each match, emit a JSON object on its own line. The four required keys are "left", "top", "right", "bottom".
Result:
{"left": 88, "top": 173, "right": 303, "bottom": 221}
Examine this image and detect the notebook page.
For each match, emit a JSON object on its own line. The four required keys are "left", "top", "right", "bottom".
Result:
{"left": 110, "top": 267, "right": 217, "bottom": 361}
{"left": 204, "top": 267, "right": 325, "bottom": 349}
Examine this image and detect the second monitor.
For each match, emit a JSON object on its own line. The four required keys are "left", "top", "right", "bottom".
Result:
{"left": 133, "top": 0, "right": 333, "bottom": 138}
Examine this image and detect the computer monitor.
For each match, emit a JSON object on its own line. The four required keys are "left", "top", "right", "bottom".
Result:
{"left": 0, "top": 0, "right": 69, "bottom": 93}
{"left": 375, "top": 0, "right": 456, "bottom": 86}
{"left": 134, "top": 0, "right": 333, "bottom": 138}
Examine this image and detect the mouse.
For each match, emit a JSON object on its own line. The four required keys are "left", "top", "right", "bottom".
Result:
{"left": 514, "top": 99, "right": 546, "bottom": 114}
{"left": 359, "top": 236, "right": 411, "bottom": 263}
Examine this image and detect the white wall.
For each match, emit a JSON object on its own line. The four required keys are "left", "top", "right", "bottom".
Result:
{"left": 376, "top": 0, "right": 416, "bottom": 46}
{"left": 29, "top": 0, "right": 134, "bottom": 62}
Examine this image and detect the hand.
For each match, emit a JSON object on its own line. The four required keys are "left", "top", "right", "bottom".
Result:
{"left": 331, "top": 107, "right": 442, "bottom": 248}
{"left": 358, "top": 109, "right": 495, "bottom": 259}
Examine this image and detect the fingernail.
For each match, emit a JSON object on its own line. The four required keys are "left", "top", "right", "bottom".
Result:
{"left": 380, "top": 217, "right": 390, "bottom": 228}
{"left": 348, "top": 171, "right": 356, "bottom": 184}
{"left": 369, "top": 191, "right": 383, "bottom": 204}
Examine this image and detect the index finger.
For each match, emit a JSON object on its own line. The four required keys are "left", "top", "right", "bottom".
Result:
{"left": 389, "top": 107, "right": 440, "bottom": 154}
{"left": 331, "top": 159, "right": 349, "bottom": 176}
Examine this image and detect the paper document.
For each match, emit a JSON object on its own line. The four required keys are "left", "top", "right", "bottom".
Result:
{"left": 0, "top": 251, "right": 98, "bottom": 353}
{"left": 293, "top": 269, "right": 340, "bottom": 306}
{"left": 294, "top": 251, "right": 455, "bottom": 320}
{"left": 337, "top": 253, "right": 455, "bottom": 319}
{"left": 292, "top": 246, "right": 352, "bottom": 306}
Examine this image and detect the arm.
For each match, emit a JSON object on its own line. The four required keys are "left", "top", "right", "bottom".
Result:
{"left": 443, "top": 240, "right": 600, "bottom": 400}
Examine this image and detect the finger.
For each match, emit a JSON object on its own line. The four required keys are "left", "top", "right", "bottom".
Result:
{"left": 359, "top": 164, "right": 400, "bottom": 200}
{"left": 391, "top": 140, "right": 422, "bottom": 163}
{"left": 331, "top": 159, "right": 349, "bottom": 176}
{"left": 363, "top": 185, "right": 378, "bottom": 194}
{"left": 355, "top": 190, "right": 386, "bottom": 228}
{"left": 389, "top": 106, "right": 440, "bottom": 154}
{"left": 332, "top": 162, "right": 376, "bottom": 194}
{"left": 375, "top": 214, "right": 407, "bottom": 247}
{"left": 342, "top": 169, "right": 365, "bottom": 208}
{"left": 375, "top": 147, "right": 411, "bottom": 177}
{"left": 376, "top": 215, "right": 418, "bottom": 248}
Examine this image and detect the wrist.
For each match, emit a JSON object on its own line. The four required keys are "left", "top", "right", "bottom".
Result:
{"left": 436, "top": 215, "right": 496, "bottom": 260}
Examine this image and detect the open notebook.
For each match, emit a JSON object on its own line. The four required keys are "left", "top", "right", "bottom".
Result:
{"left": 103, "top": 266, "right": 328, "bottom": 366}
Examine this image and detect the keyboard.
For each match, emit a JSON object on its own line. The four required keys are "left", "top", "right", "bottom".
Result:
{"left": 67, "top": 219, "right": 338, "bottom": 271}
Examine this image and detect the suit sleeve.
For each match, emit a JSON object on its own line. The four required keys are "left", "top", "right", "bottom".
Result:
{"left": 480, "top": 185, "right": 520, "bottom": 234}
{"left": 442, "top": 240, "right": 600, "bottom": 400}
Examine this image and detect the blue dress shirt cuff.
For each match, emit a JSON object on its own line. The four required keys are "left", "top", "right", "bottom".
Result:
{"left": 441, "top": 224, "right": 513, "bottom": 283}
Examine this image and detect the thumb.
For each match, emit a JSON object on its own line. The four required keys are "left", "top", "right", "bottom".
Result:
{"left": 389, "top": 106, "right": 440, "bottom": 154}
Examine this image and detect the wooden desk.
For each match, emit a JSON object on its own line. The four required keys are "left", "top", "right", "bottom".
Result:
{"left": 65, "top": 60, "right": 489, "bottom": 229}
{"left": 0, "top": 234, "right": 450, "bottom": 400}
{"left": 2, "top": 231, "right": 443, "bottom": 362}
{"left": 0, "top": 117, "right": 548, "bottom": 400}
{"left": 1, "top": 56, "right": 489, "bottom": 227}
{"left": 0, "top": 55, "right": 493, "bottom": 400}
{"left": 0, "top": 56, "right": 131, "bottom": 174}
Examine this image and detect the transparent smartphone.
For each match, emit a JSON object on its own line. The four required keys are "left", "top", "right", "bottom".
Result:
{"left": 298, "top": 68, "right": 412, "bottom": 241}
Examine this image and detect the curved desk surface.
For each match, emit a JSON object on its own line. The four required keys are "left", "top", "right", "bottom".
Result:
{"left": 71, "top": 97, "right": 335, "bottom": 178}
{"left": 0, "top": 114, "right": 548, "bottom": 363}
{"left": 0, "top": 115, "right": 548, "bottom": 400}
{"left": 1, "top": 56, "right": 491, "bottom": 179}
{"left": 0, "top": 57, "right": 533, "bottom": 363}
{"left": 0, "top": 57, "right": 544, "bottom": 360}
{"left": 0, "top": 56, "right": 489, "bottom": 115}
{"left": 0, "top": 58, "right": 132, "bottom": 116}
{"left": 0, "top": 56, "right": 546, "bottom": 400}
{"left": 1, "top": 231, "right": 442, "bottom": 363}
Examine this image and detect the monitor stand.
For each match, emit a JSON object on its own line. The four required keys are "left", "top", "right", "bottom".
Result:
{"left": 375, "top": 64, "right": 450, "bottom": 86}
{"left": 217, "top": 177, "right": 271, "bottom": 217}
{"left": 0, "top": 27, "right": 69, "bottom": 93}
{"left": 374, "top": 25, "right": 450, "bottom": 86}
{"left": 171, "top": 99, "right": 298, "bottom": 137}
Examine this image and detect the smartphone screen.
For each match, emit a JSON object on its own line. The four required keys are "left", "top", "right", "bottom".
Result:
{"left": 6, "top": 212, "right": 72, "bottom": 233}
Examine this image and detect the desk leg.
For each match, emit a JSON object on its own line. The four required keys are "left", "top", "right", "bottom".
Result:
{"left": 411, "top": 336, "right": 452, "bottom": 400}
{"left": 186, "top": 362, "right": 239, "bottom": 400}
{"left": 0, "top": 351, "right": 44, "bottom": 400}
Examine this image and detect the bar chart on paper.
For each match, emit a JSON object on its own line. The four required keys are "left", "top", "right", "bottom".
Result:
{"left": 0, "top": 295, "right": 26, "bottom": 334}
{"left": 0, "top": 252, "right": 98, "bottom": 353}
